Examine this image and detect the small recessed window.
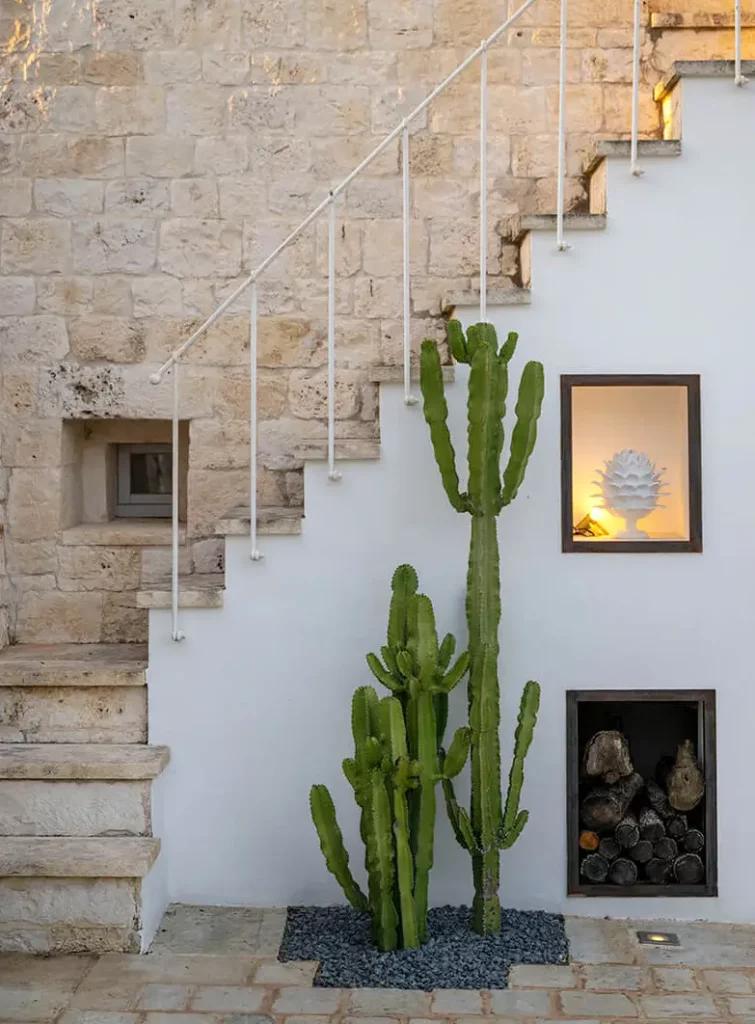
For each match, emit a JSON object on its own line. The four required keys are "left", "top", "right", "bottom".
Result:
{"left": 116, "top": 444, "right": 172, "bottom": 518}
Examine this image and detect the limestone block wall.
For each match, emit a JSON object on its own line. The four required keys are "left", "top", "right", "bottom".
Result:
{"left": 0, "top": 0, "right": 753, "bottom": 644}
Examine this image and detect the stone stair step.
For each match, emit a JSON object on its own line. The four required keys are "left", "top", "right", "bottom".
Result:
{"left": 0, "top": 744, "right": 169, "bottom": 780}
{"left": 0, "top": 644, "right": 147, "bottom": 687}
{"left": 583, "top": 138, "right": 682, "bottom": 175}
{"left": 655, "top": 60, "right": 755, "bottom": 101}
{"left": 651, "top": 12, "right": 755, "bottom": 29}
{"left": 443, "top": 287, "right": 531, "bottom": 312}
{"left": 217, "top": 506, "right": 304, "bottom": 537}
{"left": 0, "top": 836, "right": 160, "bottom": 876}
{"left": 61, "top": 521, "right": 186, "bottom": 547}
{"left": 369, "top": 365, "right": 455, "bottom": 384}
{"left": 136, "top": 575, "right": 224, "bottom": 609}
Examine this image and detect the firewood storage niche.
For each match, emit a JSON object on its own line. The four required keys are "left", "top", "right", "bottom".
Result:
{"left": 566, "top": 691, "right": 717, "bottom": 897}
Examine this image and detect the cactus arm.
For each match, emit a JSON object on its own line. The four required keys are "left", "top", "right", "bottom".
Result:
{"left": 413, "top": 595, "right": 439, "bottom": 689}
{"left": 393, "top": 774, "right": 419, "bottom": 949}
{"left": 447, "top": 319, "right": 470, "bottom": 364}
{"left": 388, "top": 564, "right": 418, "bottom": 648}
{"left": 499, "top": 809, "right": 529, "bottom": 849}
{"left": 443, "top": 726, "right": 471, "bottom": 779}
{"left": 500, "top": 360, "right": 545, "bottom": 508}
{"left": 420, "top": 340, "right": 467, "bottom": 513}
{"left": 412, "top": 690, "right": 437, "bottom": 943}
{"left": 436, "top": 650, "right": 470, "bottom": 693}
{"left": 442, "top": 776, "right": 476, "bottom": 851}
{"left": 438, "top": 633, "right": 456, "bottom": 672}
{"left": 310, "top": 785, "right": 368, "bottom": 912}
{"left": 381, "top": 645, "right": 399, "bottom": 676}
{"left": 366, "top": 653, "right": 403, "bottom": 693}
{"left": 352, "top": 686, "right": 379, "bottom": 750}
{"left": 367, "top": 770, "right": 399, "bottom": 951}
{"left": 499, "top": 331, "right": 518, "bottom": 364}
{"left": 467, "top": 340, "right": 504, "bottom": 515}
{"left": 501, "top": 680, "right": 540, "bottom": 841}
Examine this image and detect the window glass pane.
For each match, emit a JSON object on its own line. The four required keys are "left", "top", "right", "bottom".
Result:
{"left": 130, "top": 452, "right": 172, "bottom": 495}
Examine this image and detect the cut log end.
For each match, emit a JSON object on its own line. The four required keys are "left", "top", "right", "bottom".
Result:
{"left": 580, "top": 830, "right": 600, "bottom": 852}
{"left": 629, "top": 839, "right": 654, "bottom": 864}
{"left": 674, "top": 852, "right": 704, "bottom": 885}
{"left": 581, "top": 852, "right": 610, "bottom": 883}
{"left": 608, "top": 857, "right": 638, "bottom": 886}
{"left": 646, "top": 856, "right": 672, "bottom": 884}
{"left": 615, "top": 813, "right": 640, "bottom": 849}
{"left": 639, "top": 806, "right": 666, "bottom": 842}
{"left": 598, "top": 837, "right": 621, "bottom": 862}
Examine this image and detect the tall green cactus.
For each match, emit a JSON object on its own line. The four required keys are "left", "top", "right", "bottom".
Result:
{"left": 420, "top": 321, "right": 543, "bottom": 936}
{"left": 311, "top": 565, "right": 470, "bottom": 950}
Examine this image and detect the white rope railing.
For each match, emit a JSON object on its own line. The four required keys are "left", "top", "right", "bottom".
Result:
{"left": 479, "top": 42, "right": 489, "bottom": 319}
{"left": 630, "top": 0, "right": 643, "bottom": 176}
{"left": 402, "top": 125, "right": 416, "bottom": 406}
{"left": 735, "top": 0, "right": 747, "bottom": 84}
{"left": 249, "top": 282, "right": 261, "bottom": 562}
{"left": 555, "top": 0, "right": 569, "bottom": 251}
{"left": 327, "top": 196, "right": 341, "bottom": 483}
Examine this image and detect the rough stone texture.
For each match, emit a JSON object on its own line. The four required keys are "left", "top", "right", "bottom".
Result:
{"left": 0, "top": 779, "right": 150, "bottom": 836}
{"left": 0, "top": 685, "right": 147, "bottom": 743}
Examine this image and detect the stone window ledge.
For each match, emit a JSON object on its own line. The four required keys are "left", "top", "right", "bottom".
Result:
{"left": 61, "top": 520, "right": 187, "bottom": 548}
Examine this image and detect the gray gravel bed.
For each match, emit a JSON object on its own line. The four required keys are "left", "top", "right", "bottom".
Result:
{"left": 279, "top": 905, "right": 569, "bottom": 989}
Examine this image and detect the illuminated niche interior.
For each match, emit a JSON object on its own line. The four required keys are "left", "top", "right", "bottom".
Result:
{"left": 571, "top": 385, "right": 690, "bottom": 542}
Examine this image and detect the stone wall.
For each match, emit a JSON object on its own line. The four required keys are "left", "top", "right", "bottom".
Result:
{"left": 0, "top": 0, "right": 753, "bottom": 643}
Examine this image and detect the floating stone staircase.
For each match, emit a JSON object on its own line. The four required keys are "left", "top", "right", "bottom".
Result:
{"left": 0, "top": 58, "right": 747, "bottom": 954}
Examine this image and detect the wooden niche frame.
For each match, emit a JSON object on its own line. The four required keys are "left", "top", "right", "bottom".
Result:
{"left": 566, "top": 689, "right": 717, "bottom": 898}
{"left": 561, "top": 374, "right": 702, "bottom": 553}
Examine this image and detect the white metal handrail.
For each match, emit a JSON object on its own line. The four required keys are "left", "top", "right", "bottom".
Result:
{"left": 153, "top": 0, "right": 746, "bottom": 640}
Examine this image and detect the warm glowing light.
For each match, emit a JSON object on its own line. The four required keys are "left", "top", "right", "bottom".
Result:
{"left": 648, "top": 934, "right": 669, "bottom": 942}
{"left": 590, "top": 506, "right": 605, "bottom": 521}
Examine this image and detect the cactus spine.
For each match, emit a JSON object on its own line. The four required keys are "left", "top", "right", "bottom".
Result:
{"left": 420, "top": 321, "right": 543, "bottom": 935}
{"left": 311, "top": 565, "right": 470, "bottom": 950}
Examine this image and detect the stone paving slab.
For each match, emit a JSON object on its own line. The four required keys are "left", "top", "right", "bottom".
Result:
{"left": 6, "top": 919, "right": 755, "bottom": 1024}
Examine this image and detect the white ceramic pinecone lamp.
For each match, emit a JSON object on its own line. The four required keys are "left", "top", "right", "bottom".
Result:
{"left": 592, "top": 449, "right": 668, "bottom": 540}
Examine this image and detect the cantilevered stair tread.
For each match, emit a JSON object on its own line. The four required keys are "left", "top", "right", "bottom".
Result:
{"left": 0, "top": 744, "right": 170, "bottom": 780}
{"left": 136, "top": 575, "right": 224, "bottom": 609}
{"left": 651, "top": 11, "right": 755, "bottom": 28}
{"left": 217, "top": 505, "right": 304, "bottom": 537}
{"left": 370, "top": 365, "right": 455, "bottom": 384}
{"left": 521, "top": 213, "right": 607, "bottom": 232}
{"left": 583, "top": 139, "right": 682, "bottom": 174}
{"left": 0, "top": 836, "right": 161, "bottom": 877}
{"left": 0, "top": 644, "right": 148, "bottom": 687}
{"left": 655, "top": 60, "right": 755, "bottom": 100}
{"left": 443, "top": 287, "right": 532, "bottom": 311}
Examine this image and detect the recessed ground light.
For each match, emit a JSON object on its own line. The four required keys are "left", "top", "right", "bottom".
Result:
{"left": 636, "top": 930, "right": 680, "bottom": 946}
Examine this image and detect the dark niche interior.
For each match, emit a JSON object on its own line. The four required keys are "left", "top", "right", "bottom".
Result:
{"left": 566, "top": 690, "right": 717, "bottom": 897}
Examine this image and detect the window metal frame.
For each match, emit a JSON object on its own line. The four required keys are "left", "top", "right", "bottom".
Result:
{"left": 115, "top": 443, "right": 172, "bottom": 518}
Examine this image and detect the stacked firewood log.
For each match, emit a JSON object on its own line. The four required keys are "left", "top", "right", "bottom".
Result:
{"left": 578, "top": 731, "right": 705, "bottom": 887}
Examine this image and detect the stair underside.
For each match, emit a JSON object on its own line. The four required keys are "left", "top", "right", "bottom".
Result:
{"left": 0, "top": 644, "right": 147, "bottom": 686}
{"left": 0, "top": 836, "right": 160, "bottom": 876}
{"left": 0, "top": 744, "right": 169, "bottom": 780}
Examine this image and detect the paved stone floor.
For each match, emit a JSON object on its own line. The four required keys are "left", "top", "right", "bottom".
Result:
{"left": 4, "top": 910, "right": 755, "bottom": 1024}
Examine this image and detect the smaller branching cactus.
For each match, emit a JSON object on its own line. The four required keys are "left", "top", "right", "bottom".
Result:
{"left": 311, "top": 564, "right": 470, "bottom": 950}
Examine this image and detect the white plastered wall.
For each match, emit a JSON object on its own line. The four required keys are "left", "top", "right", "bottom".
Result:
{"left": 146, "top": 76, "right": 755, "bottom": 925}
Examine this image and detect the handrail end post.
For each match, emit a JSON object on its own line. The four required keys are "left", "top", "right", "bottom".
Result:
{"left": 172, "top": 629, "right": 185, "bottom": 642}
{"left": 328, "top": 468, "right": 343, "bottom": 482}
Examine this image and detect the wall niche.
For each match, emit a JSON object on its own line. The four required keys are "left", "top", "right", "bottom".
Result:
{"left": 561, "top": 375, "right": 702, "bottom": 553}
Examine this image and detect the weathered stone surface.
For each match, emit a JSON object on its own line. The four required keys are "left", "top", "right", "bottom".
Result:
{"left": 0, "top": 178, "right": 32, "bottom": 216}
{"left": 139, "top": 985, "right": 193, "bottom": 1010}
{"left": 5, "top": 540, "right": 59, "bottom": 576}
{"left": 58, "top": 547, "right": 142, "bottom": 592}
{"left": 1, "top": 219, "right": 71, "bottom": 274}
{"left": 2, "top": 419, "right": 62, "bottom": 468}
{"left": 274, "top": 989, "right": 343, "bottom": 1015}
{"left": 432, "top": 990, "right": 484, "bottom": 1014}
{"left": 34, "top": 180, "right": 104, "bottom": 217}
{"left": 0, "top": 277, "right": 36, "bottom": 315}
{"left": 0, "top": 683, "right": 146, "bottom": 742}
{"left": 126, "top": 137, "right": 195, "bottom": 178}
{"left": 171, "top": 179, "right": 219, "bottom": 218}
{"left": 489, "top": 989, "right": 553, "bottom": 1015}
{"left": 81, "top": 52, "right": 144, "bottom": 86}
{"left": 166, "top": 86, "right": 228, "bottom": 135}
{"left": 144, "top": 50, "right": 203, "bottom": 85}
{"left": 105, "top": 179, "right": 171, "bottom": 215}
{"left": 132, "top": 277, "right": 184, "bottom": 318}
{"left": 14, "top": 592, "right": 106, "bottom": 646}
{"left": 73, "top": 219, "right": 157, "bottom": 274}
{"left": 583, "top": 965, "right": 646, "bottom": 990}
{"left": 159, "top": 220, "right": 241, "bottom": 277}
{"left": 561, "top": 991, "right": 639, "bottom": 1016}
{"left": 68, "top": 317, "right": 146, "bottom": 362}
{"left": 202, "top": 53, "right": 250, "bottom": 85}
{"left": 641, "top": 995, "right": 718, "bottom": 1017}
{"left": 0, "top": 315, "right": 69, "bottom": 362}
{"left": 652, "top": 968, "right": 699, "bottom": 992}
{"left": 0, "top": 836, "right": 159, "bottom": 877}
{"left": 8, "top": 468, "right": 61, "bottom": 542}
{"left": 509, "top": 965, "right": 579, "bottom": 988}
{"left": 191, "top": 987, "right": 266, "bottom": 1012}
{"left": 37, "top": 277, "right": 95, "bottom": 315}
{"left": 94, "top": 0, "right": 175, "bottom": 50}
{"left": 195, "top": 135, "right": 248, "bottom": 175}
{"left": 0, "top": 780, "right": 150, "bottom": 836}
{"left": 0, "top": 743, "right": 168, "bottom": 780}
{"left": 218, "top": 176, "right": 267, "bottom": 220}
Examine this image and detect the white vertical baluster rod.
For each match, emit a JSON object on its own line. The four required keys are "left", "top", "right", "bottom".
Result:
{"left": 480, "top": 42, "right": 488, "bottom": 320}
{"left": 327, "top": 196, "right": 341, "bottom": 482}
{"left": 171, "top": 363, "right": 184, "bottom": 642}
{"left": 735, "top": 0, "right": 747, "bottom": 84}
{"left": 556, "top": 0, "right": 569, "bottom": 251}
{"left": 402, "top": 125, "right": 416, "bottom": 406}
{"left": 630, "top": 0, "right": 643, "bottom": 175}
{"left": 249, "top": 281, "right": 262, "bottom": 561}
